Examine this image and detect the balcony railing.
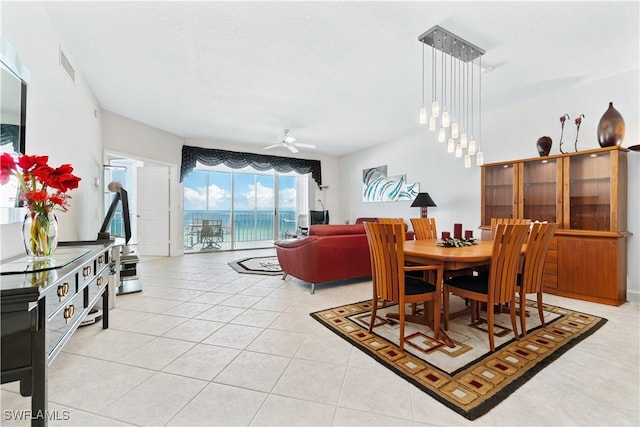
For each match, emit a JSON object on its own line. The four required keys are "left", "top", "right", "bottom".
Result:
{"left": 184, "top": 210, "right": 297, "bottom": 251}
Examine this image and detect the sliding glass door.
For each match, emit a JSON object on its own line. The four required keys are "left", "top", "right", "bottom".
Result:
{"left": 183, "top": 165, "right": 305, "bottom": 252}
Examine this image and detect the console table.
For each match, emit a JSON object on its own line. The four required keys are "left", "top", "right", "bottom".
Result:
{"left": 0, "top": 242, "right": 113, "bottom": 426}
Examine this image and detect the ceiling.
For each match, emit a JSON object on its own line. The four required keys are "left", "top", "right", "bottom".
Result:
{"left": 43, "top": 1, "right": 639, "bottom": 157}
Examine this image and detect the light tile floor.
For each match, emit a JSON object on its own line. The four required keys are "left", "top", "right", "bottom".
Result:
{"left": 2, "top": 248, "right": 639, "bottom": 426}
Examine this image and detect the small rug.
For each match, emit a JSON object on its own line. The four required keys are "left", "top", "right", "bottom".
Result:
{"left": 310, "top": 298, "right": 606, "bottom": 420}
{"left": 228, "top": 256, "right": 282, "bottom": 276}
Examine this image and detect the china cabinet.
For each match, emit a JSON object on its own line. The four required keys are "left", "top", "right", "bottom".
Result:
{"left": 481, "top": 146, "right": 629, "bottom": 306}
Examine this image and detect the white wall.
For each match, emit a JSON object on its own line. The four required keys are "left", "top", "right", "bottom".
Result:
{"left": 339, "top": 69, "right": 640, "bottom": 302}
{"left": 101, "top": 110, "right": 185, "bottom": 256}
{"left": 0, "top": 2, "right": 103, "bottom": 259}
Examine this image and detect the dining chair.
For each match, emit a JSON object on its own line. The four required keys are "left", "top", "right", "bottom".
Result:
{"left": 443, "top": 223, "right": 529, "bottom": 352}
{"left": 490, "top": 218, "right": 531, "bottom": 239}
{"left": 410, "top": 217, "right": 438, "bottom": 240}
{"left": 364, "top": 222, "right": 443, "bottom": 351}
{"left": 200, "top": 219, "right": 223, "bottom": 249}
{"left": 517, "top": 222, "right": 558, "bottom": 336}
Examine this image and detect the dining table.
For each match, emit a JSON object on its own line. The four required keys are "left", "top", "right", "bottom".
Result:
{"left": 404, "top": 238, "right": 494, "bottom": 271}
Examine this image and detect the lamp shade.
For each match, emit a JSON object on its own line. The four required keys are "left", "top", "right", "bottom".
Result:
{"left": 411, "top": 193, "right": 436, "bottom": 218}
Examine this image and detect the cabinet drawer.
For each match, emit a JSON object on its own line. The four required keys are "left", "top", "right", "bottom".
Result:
{"left": 86, "top": 267, "right": 110, "bottom": 307}
{"left": 77, "top": 250, "right": 109, "bottom": 287}
{"left": 46, "top": 291, "right": 83, "bottom": 356}
{"left": 41, "top": 271, "right": 78, "bottom": 321}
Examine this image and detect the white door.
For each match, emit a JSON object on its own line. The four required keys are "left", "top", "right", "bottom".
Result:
{"left": 137, "top": 166, "right": 170, "bottom": 256}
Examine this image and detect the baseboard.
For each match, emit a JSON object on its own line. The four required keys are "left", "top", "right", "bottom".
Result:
{"left": 626, "top": 290, "right": 640, "bottom": 303}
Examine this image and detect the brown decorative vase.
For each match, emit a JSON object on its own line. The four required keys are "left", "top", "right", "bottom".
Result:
{"left": 536, "top": 136, "right": 552, "bottom": 156}
{"left": 597, "top": 102, "right": 625, "bottom": 147}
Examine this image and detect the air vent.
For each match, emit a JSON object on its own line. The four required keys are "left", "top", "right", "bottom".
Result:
{"left": 59, "top": 46, "right": 75, "bottom": 83}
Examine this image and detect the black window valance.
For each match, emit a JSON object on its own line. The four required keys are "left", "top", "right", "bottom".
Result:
{"left": 180, "top": 145, "right": 323, "bottom": 188}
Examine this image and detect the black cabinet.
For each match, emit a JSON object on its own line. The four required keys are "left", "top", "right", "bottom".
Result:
{"left": 1, "top": 243, "right": 112, "bottom": 426}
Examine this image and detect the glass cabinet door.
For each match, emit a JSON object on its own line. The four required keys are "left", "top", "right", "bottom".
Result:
{"left": 482, "top": 163, "right": 517, "bottom": 225}
{"left": 566, "top": 151, "right": 611, "bottom": 231}
{"left": 522, "top": 158, "right": 560, "bottom": 223}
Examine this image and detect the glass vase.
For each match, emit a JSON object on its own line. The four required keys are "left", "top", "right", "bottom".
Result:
{"left": 22, "top": 211, "right": 58, "bottom": 258}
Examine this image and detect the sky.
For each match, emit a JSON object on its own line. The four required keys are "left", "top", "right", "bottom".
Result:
{"left": 183, "top": 169, "right": 297, "bottom": 211}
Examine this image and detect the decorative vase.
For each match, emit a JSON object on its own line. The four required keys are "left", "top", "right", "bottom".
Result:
{"left": 597, "top": 102, "right": 625, "bottom": 147}
{"left": 536, "top": 136, "right": 553, "bottom": 156}
{"left": 22, "top": 212, "right": 58, "bottom": 258}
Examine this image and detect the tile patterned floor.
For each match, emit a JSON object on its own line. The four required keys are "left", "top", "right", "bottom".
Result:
{"left": 2, "top": 248, "right": 639, "bottom": 426}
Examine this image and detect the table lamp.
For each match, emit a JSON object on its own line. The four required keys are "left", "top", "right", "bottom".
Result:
{"left": 411, "top": 193, "right": 437, "bottom": 218}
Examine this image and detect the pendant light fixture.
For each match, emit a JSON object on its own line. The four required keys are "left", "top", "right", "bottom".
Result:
{"left": 419, "top": 43, "right": 427, "bottom": 124}
{"left": 419, "top": 25, "right": 485, "bottom": 166}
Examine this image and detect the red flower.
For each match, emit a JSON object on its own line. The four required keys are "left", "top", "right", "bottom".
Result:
{"left": 0, "top": 152, "right": 81, "bottom": 214}
{"left": 0, "top": 152, "right": 17, "bottom": 185}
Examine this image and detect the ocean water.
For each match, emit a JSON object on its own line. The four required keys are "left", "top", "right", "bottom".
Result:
{"left": 184, "top": 209, "right": 296, "bottom": 241}
{"left": 108, "top": 209, "right": 296, "bottom": 242}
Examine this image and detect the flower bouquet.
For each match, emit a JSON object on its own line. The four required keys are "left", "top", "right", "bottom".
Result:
{"left": 1, "top": 153, "right": 81, "bottom": 257}
{"left": 437, "top": 237, "right": 478, "bottom": 247}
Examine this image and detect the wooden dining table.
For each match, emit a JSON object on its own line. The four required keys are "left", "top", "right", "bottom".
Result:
{"left": 404, "top": 238, "right": 494, "bottom": 271}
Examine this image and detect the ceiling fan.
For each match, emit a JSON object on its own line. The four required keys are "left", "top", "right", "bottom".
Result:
{"left": 263, "top": 129, "right": 316, "bottom": 153}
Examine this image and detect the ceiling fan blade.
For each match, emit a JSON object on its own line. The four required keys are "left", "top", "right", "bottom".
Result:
{"left": 284, "top": 136, "right": 296, "bottom": 143}
{"left": 294, "top": 142, "right": 316, "bottom": 149}
{"left": 286, "top": 144, "right": 299, "bottom": 153}
{"left": 263, "top": 144, "right": 281, "bottom": 150}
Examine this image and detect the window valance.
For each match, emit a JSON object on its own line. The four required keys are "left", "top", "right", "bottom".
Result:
{"left": 180, "top": 145, "right": 323, "bottom": 188}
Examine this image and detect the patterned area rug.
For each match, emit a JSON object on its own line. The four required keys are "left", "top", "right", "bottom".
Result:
{"left": 311, "top": 298, "right": 607, "bottom": 420}
{"left": 228, "top": 256, "right": 282, "bottom": 276}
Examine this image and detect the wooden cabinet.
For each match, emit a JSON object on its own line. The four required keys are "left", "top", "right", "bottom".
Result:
{"left": 481, "top": 146, "right": 629, "bottom": 306}
{"left": 481, "top": 161, "right": 518, "bottom": 223}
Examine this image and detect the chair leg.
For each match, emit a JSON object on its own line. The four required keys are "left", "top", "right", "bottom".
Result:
{"left": 369, "top": 295, "right": 379, "bottom": 333}
{"left": 399, "top": 300, "right": 406, "bottom": 351}
{"left": 487, "top": 303, "right": 495, "bottom": 352}
{"left": 536, "top": 291, "right": 545, "bottom": 327}
{"left": 519, "top": 292, "right": 527, "bottom": 337}
{"left": 443, "top": 287, "right": 450, "bottom": 331}
{"left": 509, "top": 300, "right": 519, "bottom": 342}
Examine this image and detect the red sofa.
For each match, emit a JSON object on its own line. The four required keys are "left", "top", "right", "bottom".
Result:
{"left": 274, "top": 220, "right": 413, "bottom": 293}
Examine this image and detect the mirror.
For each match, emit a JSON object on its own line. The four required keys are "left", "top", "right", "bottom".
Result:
{"left": 0, "top": 39, "right": 29, "bottom": 224}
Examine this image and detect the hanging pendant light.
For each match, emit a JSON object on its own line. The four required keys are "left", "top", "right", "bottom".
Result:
{"left": 419, "top": 43, "right": 427, "bottom": 124}
{"left": 430, "top": 34, "right": 439, "bottom": 118}
{"left": 419, "top": 26, "right": 485, "bottom": 164}
{"left": 464, "top": 153, "right": 471, "bottom": 168}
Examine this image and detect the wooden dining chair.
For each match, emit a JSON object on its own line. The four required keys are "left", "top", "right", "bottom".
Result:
{"left": 443, "top": 223, "right": 529, "bottom": 352}
{"left": 490, "top": 218, "right": 531, "bottom": 239}
{"left": 410, "top": 217, "right": 438, "bottom": 240}
{"left": 517, "top": 222, "right": 558, "bottom": 336}
{"left": 364, "top": 222, "right": 443, "bottom": 350}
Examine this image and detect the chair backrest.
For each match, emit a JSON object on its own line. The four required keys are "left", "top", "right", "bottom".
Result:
{"left": 488, "top": 223, "right": 530, "bottom": 304}
{"left": 201, "top": 219, "right": 222, "bottom": 237}
{"left": 364, "top": 222, "right": 406, "bottom": 303}
{"left": 309, "top": 210, "right": 329, "bottom": 225}
{"left": 520, "top": 222, "right": 558, "bottom": 294}
{"left": 410, "top": 217, "right": 437, "bottom": 240}
{"left": 490, "top": 218, "right": 531, "bottom": 239}
{"left": 378, "top": 218, "right": 407, "bottom": 241}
